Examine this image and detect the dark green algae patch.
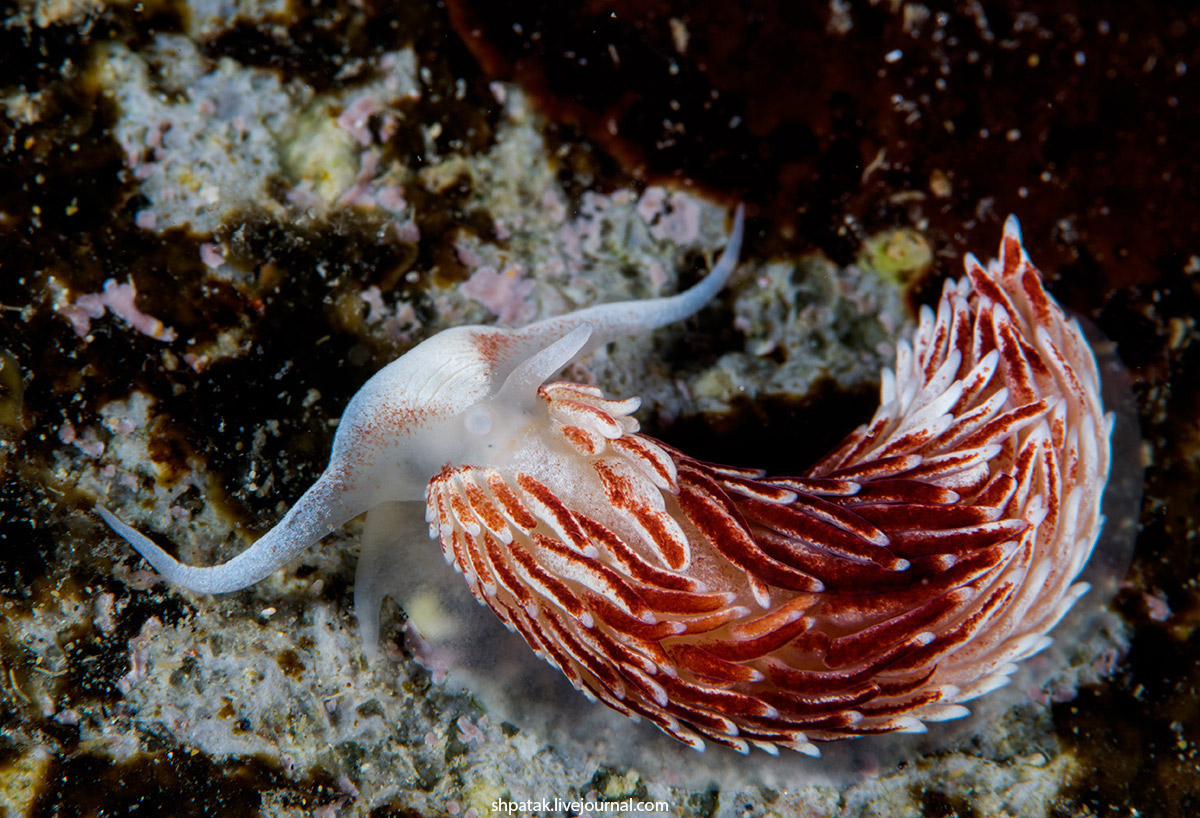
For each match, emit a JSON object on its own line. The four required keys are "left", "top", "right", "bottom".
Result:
{"left": 21, "top": 751, "right": 346, "bottom": 818}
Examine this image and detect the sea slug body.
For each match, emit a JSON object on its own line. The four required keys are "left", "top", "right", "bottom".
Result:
{"left": 98, "top": 207, "right": 1112, "bottom": 756}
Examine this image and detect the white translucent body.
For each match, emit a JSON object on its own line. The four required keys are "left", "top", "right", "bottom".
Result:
{"left": 97, "top": 206, "right": 745, "bottom": 598}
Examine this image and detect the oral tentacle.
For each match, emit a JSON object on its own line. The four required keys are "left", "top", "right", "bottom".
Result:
{"left": 99, "top": 466, "right": 364, "bottom": 594}
{"left": 515, "top": 204, "right": 744, "bottom": 357}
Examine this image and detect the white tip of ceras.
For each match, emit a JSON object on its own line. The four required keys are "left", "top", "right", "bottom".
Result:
{"left": 993, "top": 214, "right": 1035, "bottom": 277}
{"left": 1029, "top": 634, "right": 1055, "bottom": 657}
{"left": 753, "top": 740, "right": 781, "bottom": 757}
{"left": 958, "top": 672, "right": 1013, "bottom": 702}
{"left": 796, "top": 740, "right": 821, "bottom": 758}
{"left": 894, "top": 716, "right": 929, "bottom": 734}
{"left": 962, "top": 251, "right": 985, "bottom": 275}
{"left": 921, "top": 704, "right": 972, "bottom": 722}
{"left": 1003, "top": 213, "right": 1024, "bottom": 245}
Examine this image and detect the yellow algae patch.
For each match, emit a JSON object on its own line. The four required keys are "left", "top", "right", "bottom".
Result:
{"left": 281, "top": 103, "right": 360, "bottom": 205}
{"left": 860, "top": 227, "right": 933, "bottom": 287}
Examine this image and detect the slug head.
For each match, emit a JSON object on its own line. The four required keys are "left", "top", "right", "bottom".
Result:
{"left": 329, "top": 324, "right": 594, "bottom": 504}
{"left": 328, "top": 205, "right": 745, "bottom": 506}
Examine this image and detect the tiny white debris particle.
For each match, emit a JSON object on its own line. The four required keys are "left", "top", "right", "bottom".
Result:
{"left": 95, "top": 593, "right": 117, "bottom": 634}
{"left": 885, "top": 49, "right": 903, "bottom": 63}
{"left": 861, "top": 148, "right": 887, "bottom": 183}
{"left": 261, "top": 607, "right": 277, "bottom": 618}
{"left": 828, "top": 0, "right": 853, "bottom": 35}
{"left": 1074, "top": 51, "right": 1086, "bottom": 66}
{"left": 1006, "top": 128, "right": 1021, "bottom": 141}
{"left": 669, "top": 18, "right": 689, "bottom": 54}
{"left": 929, "top": 169, "right": 952, "bottom": 198}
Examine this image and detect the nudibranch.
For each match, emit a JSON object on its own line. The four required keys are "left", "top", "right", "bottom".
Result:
{"left": 99, "top": 206, "right": 1113, "bottom": 756}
